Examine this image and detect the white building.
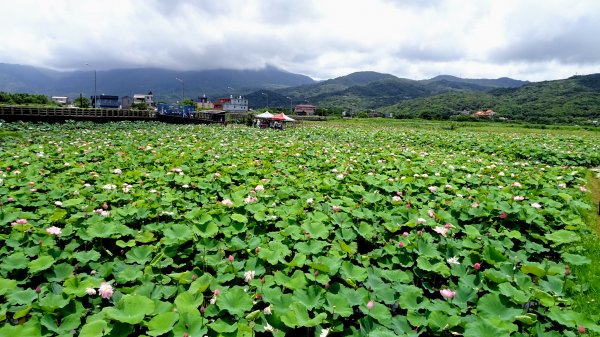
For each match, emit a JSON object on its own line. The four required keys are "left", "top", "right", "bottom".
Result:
{"left": 51, "top": 96, "right": 68, "bottom": 105}
{"left": 133, "top": 92, "right": 154, "bottom": 107}
{"left": 223, "top": 95, "right": 248, "bottom": 113}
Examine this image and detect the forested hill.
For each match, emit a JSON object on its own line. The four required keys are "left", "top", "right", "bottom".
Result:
{"left": 379, "top": 74, "right": 600, "bottom": 123}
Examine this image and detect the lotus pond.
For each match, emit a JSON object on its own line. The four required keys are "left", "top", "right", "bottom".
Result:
{"left": 1, "top": 121, "right": 599, "bottom": 337}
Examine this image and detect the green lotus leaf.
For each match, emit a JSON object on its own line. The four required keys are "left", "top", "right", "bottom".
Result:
{"left": 427, "top": 311, "right": 461, "bottom": 332}
{"left": 7, "top": 289, "right": 37, "bottom": 305}
{"left": 561, "top": 252, "right": 591, "bottom": 266}
{"left": 126, "top": 245, "right": 153, "bottom": 265}
{"left": 164, "top": 223, "right": 193, "bottom": 245}
{"left": 0, "top": 252, "right": 28, "bottom": 271}
{"left": 0, "top": 278, "right": 17, "bottom": 295}
{"left": 498, "top": 282, "right": 530, "bottom": 304}
{"left": 39, "top": 293, "right": 71, "bottom": 310}
{"left": 477, "top": 293, "right": 522, "bottom": 321}
{"left": 174, "top": 291, "right": 204, "bottom": 314}
{"left": 28, "top": 255, "right": 55, "bottom": 273}
{"left": 0, "top": 316, "right": 42, "bottom": 337}
{"left": 79, "top": 320, "right": 108, "bottom": 337}
{"left": 73, "top": 250, "right": 101, "bottom": 264}
{"left": 325, "top": 292, "right": 353, "bottom": 317}
{"left": 172, "top": 312, "right": 208, "bottom": 337}
{"left": 544, "top": 230, "right": 580, "bottom": 245}
{"left": 520, "top": 262, "right": 546, "bottom": 277}
{"left": 216, "top": 286, "right": 254, "bottom": 318}
{"left": 339, "top": 261, "right": 368, "bottom": 282}
{"left": 230, "top": 213, "right": 248, "bottom": 223}
{"left": 104, "top": 294, "right": 155, "bottom": 324}
{"left": 193, "top": 220, "right": 219, "bottom": 238}
{"left": 293, "top": 285, "right": 325, "bottom": 310}
{"left": 280, "top": 302, "right": 327, "bottom": 328}
{"left": 208, "top": 318, "right": 238, "bottom": 333}
{"left": 146, "top": 311, "right": 179, "bottom": 336}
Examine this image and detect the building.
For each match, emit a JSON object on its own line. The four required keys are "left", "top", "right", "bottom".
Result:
{"left": 121, "top": 96, "right": 133, "bottom": 109}
{"left": 133, "top": 92, "right": 154, "bottom": 107}
{"left": 51, "top": 96, "right": 69, "bottom": 106}
{"left": 473, "top": 109, "right": 496, "bottom": 118}
{"left": 294, "top": 104, "right": 316, "bottom": 115}
{"left": 213, "top": 96, "right": 249, "bottom": 113}
{"left": 91, "top": 95, "right": 120, "bottom": 109}
{"left": 196, "top": 95, "right": 214, "bottom": 110}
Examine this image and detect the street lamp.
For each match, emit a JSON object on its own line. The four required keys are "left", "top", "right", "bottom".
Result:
{"left": 261, "top": 92, "right": 269, "bottom": 110}
{"left": 286, "top": 96, "right": 292, "bottom": 115}
{"left": 175, "top": 77, "right": 184, "bottom": 103}
{"left": 85, "top": 63, "right": 96, "bottom": 108}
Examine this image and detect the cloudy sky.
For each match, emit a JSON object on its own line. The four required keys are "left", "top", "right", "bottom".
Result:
{"left": 1, "top": 0, "right": 599, "bottom": 81}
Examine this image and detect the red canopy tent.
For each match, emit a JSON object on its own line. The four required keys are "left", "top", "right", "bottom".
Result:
{"left": 271, "top": 113, "right": 295, "bottom": 121}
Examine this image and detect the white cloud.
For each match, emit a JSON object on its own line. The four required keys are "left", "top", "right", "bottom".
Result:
{"left": 0, "top": 0, "right": 599, "bottom": 81}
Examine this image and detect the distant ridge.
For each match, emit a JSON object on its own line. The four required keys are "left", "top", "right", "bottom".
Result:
{"left": 0, "top": 63, "right": 316, "bottom": 102}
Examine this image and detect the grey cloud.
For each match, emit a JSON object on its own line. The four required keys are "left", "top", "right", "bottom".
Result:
{"left": 490, "top": 16, "right": 600, "bottom": 65}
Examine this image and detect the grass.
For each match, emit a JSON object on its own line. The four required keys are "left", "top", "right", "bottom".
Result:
{"left": 571, "top": 170, "right": 600, "bottom": 334}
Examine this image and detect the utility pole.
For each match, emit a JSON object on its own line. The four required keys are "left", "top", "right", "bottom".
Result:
{"left": 86, "top": 63, "right": 96, "bottom": 108}
{"left": 175, "top": 78, "right": 184, "bottom": 103}
{"left": 286, "top": 96, "right": 292, "bottom": 115}
{"left": 261, "top": 92, "right": 269, "bottom": 110}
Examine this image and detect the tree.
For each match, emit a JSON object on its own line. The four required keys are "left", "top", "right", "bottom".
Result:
{"left": 73, "top": 97, "right": 91, "bottom": 108}
{"left": 182, "top": 99, "right": 196, "bottom": 107}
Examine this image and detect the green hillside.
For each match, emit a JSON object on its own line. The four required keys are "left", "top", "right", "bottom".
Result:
{"left": 380, "top": 74, "right": 600, "bottom": 124}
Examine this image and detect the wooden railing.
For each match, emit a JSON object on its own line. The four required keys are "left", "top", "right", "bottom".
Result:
{"left": 0, "top": 106, "right": 156, "bottom": 119}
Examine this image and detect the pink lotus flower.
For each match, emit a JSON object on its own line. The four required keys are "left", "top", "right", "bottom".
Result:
{"left": 428, "top": 210, "right": 435, "bottom": 218}
{"left": 98, "top": 282, "right": 113, "bottom": 299}
{"left": 500, "top": 212, "right": 507, "bottom": 219}
{"left": 221, "top": 199, "right": 233, "bottom": 206}
{"left": 392, "top": 196, "right": 401, "bottom": 202}
{"left": 513, "top": 196, "right": 524, "bottom": 201}
{"left": 473, "top": 262, "right": 481, "bottom": 270}
{"left": 367, "top": 300, "right": 374, "bottom": 309}
{"left": 579, "top": 186, "right": 587, "bottom": 192}
{"left": 398, "top": 241, "right": 404, "bottom": 248}
{"left": 86, "top": 287, "right": 97, "bottom": 295}
{"left": 228, "top": 255, "right": 234, "bottom": 263}
{"left": 512, "top": 182, "right": 522, "bottom": 188}
{"left": 416, "top": 218, "right": 426, "bottom": 224}
{"left": 434, "top": 226, "right": 448, "bottom": 237}
{"left": 332, "top": 205, "right": 341, "bottom": 212}
{"left": 530, "top": 202, "right": 542, "bottom": 209}
{"left": 440, "top": 289, "right": 456, "bottom": 299}
{"left": 15, "top": 219, "right": 28, "bottom": 225}
{"left": 255, "top": 185, "right": 264, "bottom": 192}
{"left": 244, "top": 270, "right": 255, "bottom": 283}
{"left": 403, "top": 232, "right": 409, "bottom": 237}
{"left": 46, "top": 226, "right": 62, "bottom": 235}
{"left": 428, "top": 186, "right": 438, "bottom": 192}
{"left": 214, "top": 172, "right": 221, "bottom": 177}
{"left": 113, "top": 168, "right": 122, "bottom": 174}
{"left": 214, "top": 288, "right": 220, "bottom": 296}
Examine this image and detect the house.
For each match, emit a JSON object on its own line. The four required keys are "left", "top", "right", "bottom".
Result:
{"left": 196, "top": 95, "right": 214, "bottom": 110}
{"left": 51, "top": 96, "right": 69, "bottom": 106}
{"left": 223, "top": 96, "right": 248, "bottom": 113}
{"left": 473, "top": 109, "right": 496, "bottom": 118}
{"left": 133, "top": 92, "right": 154, "bottom": 107}
{"left": 294, "top": 104, "right": 316, "bottom": 115}
{"left": 121, "top": 96, "right": 133, "bottom": 109}
{"left": 91, "top": 95, "right": 120, "bottom": 109}
{"left": 213, "top": 96, "right": 249, "bottom": 113}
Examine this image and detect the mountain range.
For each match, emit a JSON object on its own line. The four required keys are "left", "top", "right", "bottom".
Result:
{"left": 1, "top": 62, "right": 598, "bottom": 124}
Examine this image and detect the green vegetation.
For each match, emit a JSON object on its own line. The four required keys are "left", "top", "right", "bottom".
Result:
{"left": 0, "top": 92, "right": 52, "bottom": 106}
{"left": 381, "top": 74, "right": 600, "bottom": 124}
{"left": 0, "top": 121, "right": 599, "bottom": 336}
{"left": 73, "top": 96, "right": 91, "bottom": 108}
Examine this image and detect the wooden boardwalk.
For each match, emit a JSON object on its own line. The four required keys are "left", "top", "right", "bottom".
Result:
{"left": 0, "top": 106, "right": 224, "bottom": 124}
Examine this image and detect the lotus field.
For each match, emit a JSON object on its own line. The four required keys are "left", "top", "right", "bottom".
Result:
{"left": 1, "top": 121, "right": 600, "bottom": 337}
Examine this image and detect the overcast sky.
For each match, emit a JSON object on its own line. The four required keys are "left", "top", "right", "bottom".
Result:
{"left": 1, "top": 0, "right": 599, "bottom": 81}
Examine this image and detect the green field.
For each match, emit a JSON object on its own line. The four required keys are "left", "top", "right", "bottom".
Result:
{"left": 1, "top": 120, "right": 599, "bottom": 336}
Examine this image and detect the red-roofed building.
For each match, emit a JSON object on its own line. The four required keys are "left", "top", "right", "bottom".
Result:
{"left": 294, "top": 104, "right": 317, "bottom": 115}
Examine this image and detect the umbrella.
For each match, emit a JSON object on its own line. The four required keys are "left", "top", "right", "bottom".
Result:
{"left": 272, "top": 113, "right": 295, "bottom": 122}
{"left": 255, "top": 111, "right": 274, "bottom": 119}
